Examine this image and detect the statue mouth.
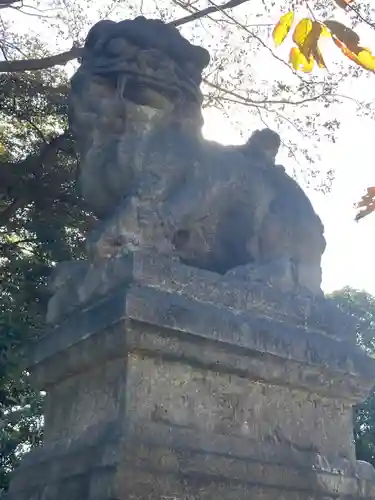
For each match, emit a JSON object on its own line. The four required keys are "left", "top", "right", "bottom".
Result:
{"left": 82, "top": 47, "right": 203, "bottom": 108}
{"left": 76, "top": 16, "right": 210, "bottom": 109}
{"left": 116, "top": 68, "right": 201, "bottom": 108}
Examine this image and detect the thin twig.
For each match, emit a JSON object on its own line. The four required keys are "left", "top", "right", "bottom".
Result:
{"left": 170, "top": 0, "right": 250, "bottom": 26}
{"left": 305, "top": 1, "right": 317, "bottom": 22}
{"left": 22, "top": 117, "right": 48, "bottom": 143}
{"left": 347, "top": 3, "right": 375, "bottom": 30}
{"left": 0, "top": 0, "right": 250, "bottom": 73}
{"left": 204, "top": 78, "right": 328, "bottom": 106}
{"left": 171, "top": 0, "right": 233, "bottom": 28}
{"left": 8, "top": 5, "right": 54, "bottom": 18}
{"left": 204, "top": 0, "right": 325, "bottom": 86}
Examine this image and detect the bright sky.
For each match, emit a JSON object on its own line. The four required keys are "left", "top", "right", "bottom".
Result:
{"left": 4, "top": 1, "right": 375, "bottom": 296}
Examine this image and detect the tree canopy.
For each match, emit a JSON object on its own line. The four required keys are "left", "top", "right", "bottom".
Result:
{"left": 272, "top": 0, "right": 375, "bottom": 219}
{"left": 329, "top": 287, "right": 375, "bottom": 466}
{"left": 0, "top": 67, "right": 92, "bottom": 495}
{"left": 273, "top": 3, "right": 375, "bottom": 74}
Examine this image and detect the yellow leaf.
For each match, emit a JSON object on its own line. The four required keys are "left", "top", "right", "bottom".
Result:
{"left": 320, "top": 24, "right": 332, "bottom": 38}
{"left": 293, "top": 21, "right": 328, "bottom": 69}
{"left": 289, "top": 46, "right": 314, "bottom": 72}
{"left": 273, "top": 11, "right": 295, "bottom": 47}
{"left": 312, "top": 46, "right": 327, "bottom": 68}
{"left": 333, "top": 37, "right": 375, "bottom": 72}
{"left": 302, "top": 57, "right": 314, "bottom": 73}
{"left": 293, "top": 20, "right": 324, "bottom": 65}
{"left": 293, "top": 18, "right": 313, "bottom": 47}
{"left": 300, "top": 21, "right": 323, "bottom": 59}
{"left": 289, "top": 47, "right": 300, "bottom": 70}
{"left": 357, "top": 48, "right": 375, "bottom": 71}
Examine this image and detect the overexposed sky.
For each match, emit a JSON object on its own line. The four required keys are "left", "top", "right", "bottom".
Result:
{"left": 4, "top": 1, "right": 375, "bottom": 296}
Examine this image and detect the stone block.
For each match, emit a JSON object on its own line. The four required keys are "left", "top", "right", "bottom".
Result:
{"left": 7, "top": 253, "right": 375, "bottom": 499}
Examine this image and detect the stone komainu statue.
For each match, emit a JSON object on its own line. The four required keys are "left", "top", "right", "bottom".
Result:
{"left": 63, "top": 16, "right": 325, "bottom": 319}
{"left": 9, "top": 20, "right": 375, "bottom": 500}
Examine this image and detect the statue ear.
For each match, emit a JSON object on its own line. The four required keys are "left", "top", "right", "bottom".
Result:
{"left": 84, "top": 19, "right": 116, "bottom": 51}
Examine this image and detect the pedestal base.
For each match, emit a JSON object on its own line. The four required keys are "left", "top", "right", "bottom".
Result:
{"left": 7, "top": 253, "right": 375, "bottom": 499}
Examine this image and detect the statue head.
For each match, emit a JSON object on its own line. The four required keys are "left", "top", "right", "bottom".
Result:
{"left": 245, "top": 128, "right": 281, "bottom": 163}
{"left": 82, "top": 17, "right": 210, "bottom": 105}
{"left": 68, "top": 17, "right": 210, "bottom": 217}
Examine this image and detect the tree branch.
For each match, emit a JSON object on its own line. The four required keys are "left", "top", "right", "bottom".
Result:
{"left": 0, "top": 132, "right": 71, "bottom": 190}
{"left": 0, "top": 0, "right": 252, "bottom": 73}
{"left": 347, "top": 3, "right": 375, "bottom": 31}
{"left": 0, "top": 0, "right": 21, "bottom": 8}
{"left": 0, "top": 132, "right": 72, "bottom": 228}
{"left": 170, "top": 0, "right": 250, "bottom": 26}
{"left": 0, "top": 46, "right": 83, "bottom": 73}
{"left": 203, "top": 78, "right": 328, "bottom": 107}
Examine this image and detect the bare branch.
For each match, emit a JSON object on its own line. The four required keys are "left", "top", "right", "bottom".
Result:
{"left": 203, "top": 78, "right": 328, "bottom": 107}
{"left": 347, "top": 3, "right": 375, "bottom": 31}
{"left": 170, "top": 0, "right": 250, "bottom": 26}
{"left": 0, "top": 0, "right": 21, "bottom": 9}
{"left": 0, "top": 45, "right": 82, "bottom": 73}
{"left": 203, "top": 0, "right": 323, "bottom": 86}
{"left": 0, "top": 0, "right": 253, "bottom": 73}
{"left": 0, "top": 132, "right": 75, "bottom": 229}
{"left": 0, "top": 132, "right": 71, "bottom": 196}
{"left": 8, "top": 5, "right": 55, "bottom": 18}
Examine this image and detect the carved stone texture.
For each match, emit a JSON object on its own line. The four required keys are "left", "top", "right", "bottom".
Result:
{"left": 46, "top": 252, "right": 357, "bottom": 343}
{"left": 7, "top": 253, "right": 375, "bottom": 500}
{"left": 67, "top": 16, "right": 326, "bottom": 299}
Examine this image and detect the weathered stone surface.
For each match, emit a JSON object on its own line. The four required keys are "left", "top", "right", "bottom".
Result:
{"left": 46, "top": 251, "right": 357, "bottom": 345}
{"left": 65, "top": 15, "right": 326, "bottom": 297}
{"left": 8, "top": 254, "right": 375, "bottom": 500}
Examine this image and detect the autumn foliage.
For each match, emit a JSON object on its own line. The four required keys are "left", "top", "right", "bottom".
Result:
{"left": 272, "top": 1, "right": 375, "bottom": 73}
{"left": 356, "top": 187, "right": 375, "bottom": 221}
{"left": 272, "top": 0, "right": 375, "bottom": 220}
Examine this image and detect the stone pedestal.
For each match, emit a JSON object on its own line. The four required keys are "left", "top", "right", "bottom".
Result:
{"left": 7, "top": 253, "right": 375, "bottom": 499}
